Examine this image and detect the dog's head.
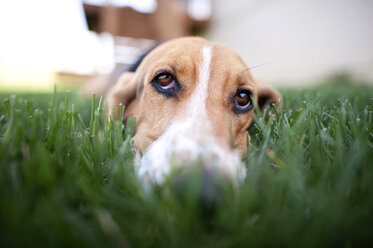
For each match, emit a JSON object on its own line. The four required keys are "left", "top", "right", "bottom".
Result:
{"left": 106, "top": 37, "right": 281, "bottom": 185}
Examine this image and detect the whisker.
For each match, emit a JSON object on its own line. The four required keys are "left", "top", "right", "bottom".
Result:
{"left": 248, "top": 58, "right": 283, "bottom": 71}
{"left": 239, "top": 58, "right": 282, "bottom": 82}
{"left": 240, "top": 58, "right": 282, "bottom": 80}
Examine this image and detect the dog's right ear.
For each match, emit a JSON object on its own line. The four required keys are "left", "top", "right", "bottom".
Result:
{"left": 106, "top": 72, "right": 139, "bottom": 121}
{"left": 255, "top": 79, "right": 282, "bottom": 110}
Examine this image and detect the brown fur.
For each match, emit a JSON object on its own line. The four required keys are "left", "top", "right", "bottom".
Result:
{"left": 106, "top": 37, "right": 281, "bottom": 156}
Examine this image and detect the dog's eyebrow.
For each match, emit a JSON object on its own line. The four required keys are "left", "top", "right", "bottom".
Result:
{"left": 153, "top": 67, "right": 175, "bottom": 77}
{"left": 238, "top": 68, "right": 253, "bottom": 83}
{"left": 239, "top": 68, "right": 249, "bottom": 77}
{"left": 151, "top": 54, "right": 187, "bottom": 78}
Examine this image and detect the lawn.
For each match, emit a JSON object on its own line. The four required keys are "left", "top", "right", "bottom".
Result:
{"left": 0, "top": 77, "right": 372, "bottom": 247}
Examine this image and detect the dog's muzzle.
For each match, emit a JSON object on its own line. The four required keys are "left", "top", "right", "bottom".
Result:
{"left": 133, "top": 118, "right": 247, "bottom": 186}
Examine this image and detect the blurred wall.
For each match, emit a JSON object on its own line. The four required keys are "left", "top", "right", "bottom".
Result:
{"left": 206, "top": 0, "right": 373, "bottom": 85}
{"left": 0, "top": 0, "right": 114, "bottom": 89}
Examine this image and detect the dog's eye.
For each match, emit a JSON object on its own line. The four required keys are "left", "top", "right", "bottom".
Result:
{"left": 234, "top": 89, "right": 253, "bottom": 114}
{"left": 156, "top": 73, "right": 175, "bottom": 89}
{"left": 152, "top": 72, "right": 180, "bottom": 98}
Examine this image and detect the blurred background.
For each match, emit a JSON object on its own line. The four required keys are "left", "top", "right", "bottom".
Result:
{"left": 0, "top": 0, "right": 372, "bottom": 91}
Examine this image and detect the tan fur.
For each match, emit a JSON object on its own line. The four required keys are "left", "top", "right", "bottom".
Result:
{"left": 106, "top": 37, "right": 281, "bottom": 156}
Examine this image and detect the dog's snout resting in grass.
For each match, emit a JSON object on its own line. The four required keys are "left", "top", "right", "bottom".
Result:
{"left": 106, "top": 37, "right": 281, "bottom": 185}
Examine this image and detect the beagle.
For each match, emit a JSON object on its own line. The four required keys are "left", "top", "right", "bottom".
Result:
{"left": 106, "top": 37, "right": 281, "bottom": 185}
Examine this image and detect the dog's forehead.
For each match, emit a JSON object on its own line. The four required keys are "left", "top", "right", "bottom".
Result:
{"left": 210, "top": 44, "right": 257, "bottom": 89}
{"left": 143, "top": 38, "right": 247, "bottom": 71}
{"left": 138, "top": 37, "right": 257, "bottom": 94}
{"left": 144, "top": 38, "right": 206, "bottom": 66}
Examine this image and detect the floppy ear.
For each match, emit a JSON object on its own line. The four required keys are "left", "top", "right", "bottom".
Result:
{"left": 106, "top": 72, "right": 139, "bottom": 121}
{"left": 255, "top": 79, "right": 282, "bottom": 110}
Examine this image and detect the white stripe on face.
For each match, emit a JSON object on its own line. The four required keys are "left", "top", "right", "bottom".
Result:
{"left": 188, "top": 45, "right": 212, "bottom": 117}
{"left": 135, "top": 45, "right": 246, "bottom": 185}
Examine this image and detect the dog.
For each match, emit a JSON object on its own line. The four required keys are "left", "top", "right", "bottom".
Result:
{"left": 106, "top": 37, "right": 281, "bottom": 185}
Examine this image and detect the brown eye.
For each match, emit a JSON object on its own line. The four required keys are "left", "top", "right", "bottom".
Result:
{"left": 236, "top": 92, "right": 250, "bottom": 106}
{"left": 152, "top": 72, "right": 180, "bottom": 98}
{"left": 234, "top": 89, "right": 253, "bottom": 114}
{"left": 155, "top": 73, "right": 175, "bottom": 89}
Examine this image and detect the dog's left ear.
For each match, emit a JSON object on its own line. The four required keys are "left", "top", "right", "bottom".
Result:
{"left": 106, "top": 72, "right": 139, "bottom": 121}
{"left": 255, "top": 79, "right": 282, "bottom": 110}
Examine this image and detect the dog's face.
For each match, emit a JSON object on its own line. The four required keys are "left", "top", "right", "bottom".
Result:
{"left": 107, "top": 37, "right": 281, "bottom": 184}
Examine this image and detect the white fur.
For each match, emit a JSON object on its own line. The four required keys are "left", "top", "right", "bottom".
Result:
{"left": 135, "top": 45, "right": 246, "bottom": 185}
{"left": 188, "top": 45, "right": 212, "bottom": 117}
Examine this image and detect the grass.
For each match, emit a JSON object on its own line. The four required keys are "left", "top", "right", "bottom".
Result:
{"left": 0, "top": 78, "right": 372, "bottom": 247}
